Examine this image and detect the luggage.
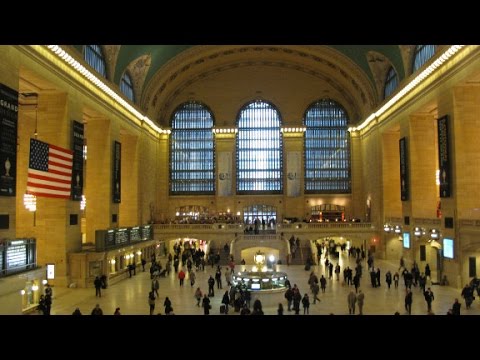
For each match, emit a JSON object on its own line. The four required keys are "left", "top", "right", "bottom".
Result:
{"left": 220, "top": 305, "right": 226, "bottom": 314}
{"left": 305, "top": 264, "right": 311, "bottom": 271}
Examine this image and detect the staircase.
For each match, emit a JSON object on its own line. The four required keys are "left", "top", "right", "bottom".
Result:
{"left": 289, "top": 245, "right": 313, "bottom": 266}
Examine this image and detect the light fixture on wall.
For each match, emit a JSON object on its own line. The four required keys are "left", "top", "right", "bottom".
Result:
{"left": 414, "top": 227, "right": 426, "bottom": 237}
{"left": 383, "top": 224, "right": 392, "bottom": 232}
{"left": 394, "top": 225, "right": 402, "bottom": 234}
{"left": 80, "top": 195, "right": 86, "bottom": 211}
{"left": 24, "top": 193, "right": 37, "bottom": 226}
{"left": 430, "top": 229, "right": 440, "bottom": 239}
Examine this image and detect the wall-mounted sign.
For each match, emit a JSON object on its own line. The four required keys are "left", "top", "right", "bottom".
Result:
{"left": 437, "top": 115, "right": 451, "bottom": 197}
{"left": 113, "top": 141, "right": 121, "bottom": 203}
{"left": 71, "top": 120, "right": 84, "bottom": 201}
{"left": 399, "top": 137, "right": 408, "bottom": 201}
{"left": 0, "top": 83, "right": 18, "bottom": 196}
{"left": 46, "top": 263, "right": 55, "bottom": 280}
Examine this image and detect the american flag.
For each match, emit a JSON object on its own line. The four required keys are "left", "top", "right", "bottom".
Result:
{"left": 27, "top": 139, "right": 73, "bottom": 199}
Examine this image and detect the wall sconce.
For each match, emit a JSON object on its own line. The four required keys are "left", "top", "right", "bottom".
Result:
{"left": 24, "top": 193, "right": 37, "bottom": 226}
{"left": 32, "top": 285, "right": 39, "bottom": 291}
{"left": 430, "top": 229, "right": 439, "bottom": 239}
{"left": 414, "top": 227, "right": 427, "bottom": 237}
{"left": 24, "top": 193, "right": 36, "bottom": 212}
{"left": 383, "top": 224, "right": 392, "bottom": 232}
{"left": 80, "top": 195, "right": 86, "bottom": 211}
{"left": 394, "top": 225, "right": 402, "bottom": 234}
{"left": 136, "top": 250, "right": 142, "bottom": 256}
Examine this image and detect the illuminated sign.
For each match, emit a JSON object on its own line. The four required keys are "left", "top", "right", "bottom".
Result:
{"left": 46, "top": 264, "right": 55, "bottom": 279}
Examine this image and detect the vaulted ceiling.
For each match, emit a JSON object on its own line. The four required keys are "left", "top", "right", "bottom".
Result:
{"left": 70, "top": 45, "right": 421, "bottom": 126}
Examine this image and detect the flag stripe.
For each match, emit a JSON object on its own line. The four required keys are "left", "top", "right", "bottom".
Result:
{"left": 27, "top": 176, "right": 71, "bottom": 188}
{"left": 49, "top": 156, "right": 73, "bottom": 167}
{"left": 27, "top": 181, "right": 70, "bottom": 191}
{"left": 48, "top": 163, "right": 72, "bottom": 175}
{"left": 27, "top": 139, "right": 73, "bottom": 199}
{"left": 28, "top": 169, "right": 71, "bottom": 182}
{"left": 27, "top": 188, "right": 71, "bottom": 198}
{"left": 50, "top": 143, "right": 73, "bottom": 156}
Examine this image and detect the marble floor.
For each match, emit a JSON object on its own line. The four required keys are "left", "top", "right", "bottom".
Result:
{"left": 46, "top": 254, "right": 479, "bottom": 316}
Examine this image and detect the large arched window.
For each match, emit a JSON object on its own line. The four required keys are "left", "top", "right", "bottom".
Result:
{"left": 170, "top": 102, "right": 215, "bottom": 194}
{"left": 84, "top": 45, "right": 107, "bottom": 78}
{"left": 120, "top": 72, "right": 135, "bottom": 102}
{"left": 412, "top": 45, "right": 437, "bottom": 73}
{"left": 236, "top": 100, "right": 282, "bottom": 194}
{"left": 304, "top": 99, "right": 351, "bottom": 193}
{"left": 384, "top": 66, "right": 399, "bottom": 99}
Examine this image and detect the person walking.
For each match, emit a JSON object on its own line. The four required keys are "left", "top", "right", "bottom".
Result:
{"left": 202, "top": 294, "right": 211, "bottom": 315}
{"left": 405, "top": 288, "right": 413, "bottom": 315}
{"left": 221, "top": 290, "right": 230, "bottom": 314}
{"left": 302, "top": 293, "right": 310, "bottom": 315}
{"left": 452, "top": 298, "right": 461, "bottom": 315}
{"left": 152, "top": 277, "right": 160, "bottom": 297}
{"left": 194, "top": 287, "right": 203, "bottom": 306}
{"left": 178, "top": 269, "right": 186, "bottom": 286}
{"left": 357, "top": 290, "right": 365, "bottom": 315}
{"left": 424, "top": 287, "right": 434, "bottom": 312}
{"left": 393, "top": 272, "right": 399, "bottom": 288}
{"left": 347, "top": 290, "right": 357, "bottom": 315}
{"left": 385, "top": 270, "right": 392, "bottom": 289}
{"left": 94, "top": 276, "right": 102, "bottom": 297}
{"left": 148, "top": 291, "right": 156, "bottom": 315}
{"left": 189, "top": 269, "right": 196, "bottom": 287}
{"left": 164, "top": 297, "right": 173, "bottom": 314}
{"left": 208, "top": 275, "right": 215, "bottom": 297}
{"left": 311, "top": 282, "right": 321, "bottom": 304}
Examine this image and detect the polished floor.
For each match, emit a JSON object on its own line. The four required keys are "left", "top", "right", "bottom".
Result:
{"left": 47, "top": 253, "right": 479, "bottom": 315}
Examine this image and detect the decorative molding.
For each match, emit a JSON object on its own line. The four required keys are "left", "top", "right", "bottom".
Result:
{"left": 366, "top": 51, "right": 393, "bottom": 101}
{"left": 126, "top": 54, "right": 152, "bottom": 104}
{"left": 141, "top": 45, "right": 377, "bottom": 126}
{"left": 103, "top": 45, "right": 121, "bottom": 82}
{"left": 399, "top": 45, "right": 415, "bottom": 78}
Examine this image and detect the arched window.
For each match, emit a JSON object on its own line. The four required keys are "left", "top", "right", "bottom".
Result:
{"left": 384, "top": 66, "right": 399, "bottom": 99}
{"left": 120, "top": 72, "right": 135, "bottom": 102}
{"left": 236, "top": 100, "right": 283, "bottom": 194}
{"left": 304, "top": 99, "right": 351, "bottom": 193}
{"left": 84, "top": 45, "right": 107, "bottom": 78}
{"left": 412, "top": 45, "right": 437, "bottom": 73}
{"left": 170, "top": 102, "right": 215, "bottom": 194}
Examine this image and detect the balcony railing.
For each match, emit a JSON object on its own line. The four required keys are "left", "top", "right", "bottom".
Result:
{"left": 153, "top": 222, "right": 374, "bottom": 233}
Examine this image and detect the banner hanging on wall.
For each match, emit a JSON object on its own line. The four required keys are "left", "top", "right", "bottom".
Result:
{"left": 0, "top": 84, "right": 18, "bottom": 196}
{"left": 437, "top": 115, "right": 451, "bottom": 198}
{"left": 286, "top": 151, "right": 301, "bottom": 197}
{"left": 71, "top": 120, "right": 84, "bottom": 201}
{"left": 113, "top": 141, "right": 121, "bottom": 203}
{"left": 399, "top": 137, "right": 409, "bottom": 201}
{"left": 217, "top": 151, "right": 232, "bottom": 196}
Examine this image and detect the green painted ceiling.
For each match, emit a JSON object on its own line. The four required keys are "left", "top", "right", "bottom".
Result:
{"left": 73, "top": 45, "right": 405, "bottom": 88}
